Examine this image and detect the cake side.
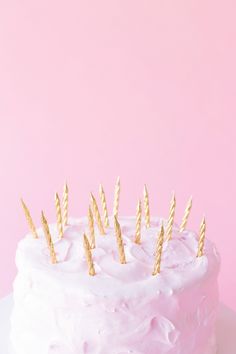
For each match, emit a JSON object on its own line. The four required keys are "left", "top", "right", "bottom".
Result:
{"left": 10, "top": 216, "right": 220, "bottom": 354}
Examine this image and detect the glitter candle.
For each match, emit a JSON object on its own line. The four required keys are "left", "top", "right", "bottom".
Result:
{"left": 62, "top": 183, "right": 69, "bottom": 228}
{"left": 88, "top": 206, "right": 95, "bottom": 249}
{"left": 166, "top": 193, "right": 176, "bottom": 241}
{"left": 41, "top": 211, "right": 57, "bottom": 264}
{"left": 143, "top": 184, "right": 150, "bottom": 228}
{"left": 55, "top": 193, "right": 63, "bottom": 239}
{"left": 90, "top": 193, "right": 106, "bottom": 235}
{"left": 134, "top": 199, "right": 142, "bottom": 244}
{"left": 152, "top": 223, "right": 165, "bottom": 275}
{"left": 99, "top": 184, "right": 109, "bottom": 228}
{"left": 113, "top": 177, "right": 120, "bottom": 218}
{"left": 20, "top": 199, "right": 38, "bottom": 239}
{"left": 179, "top": 197, "right": 192, "bottom": 232}
{"left": 83, "top": 233, "right": 96, "bottom": 276}
{"left": 114, "top": 216, "right": 126, "bottom": 264}
{"left": 197, "top": 217, "right": 206, "bottom": 257}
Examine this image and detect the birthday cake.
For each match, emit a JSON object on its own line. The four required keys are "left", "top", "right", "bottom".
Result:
{"left": 10, "top": 180, "right": 220, "bottom": 354}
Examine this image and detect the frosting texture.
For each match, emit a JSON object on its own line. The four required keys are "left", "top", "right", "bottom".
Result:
{"left": 10, "top": 216, "right": 220, "bottom": 354}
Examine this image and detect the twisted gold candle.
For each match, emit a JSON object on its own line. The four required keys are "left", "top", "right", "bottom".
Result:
{"left": 113, "top": 177, "right": 120, "bottom": 218}
{"left": 55, "top": 193, "right": 63, "bottom": 239}
{"left": 90, "top": 193, "right": 106, "bottom": 235}
{"left": 134, "top": 200, "right": 142, "bottom": 244}
{"left": 88, "top": 206, "right": 95, "bottom": 249}
{"left": 41, "top": 211, "right": 57, "bottom": 264}
{"left": 166, "top": 193, "right": 176, "bottom": 241}
{"left": 20, "top": 199, "right": 38, "bottom": 239}
{"left": 99, "top": 184, "right": 109, "bottom": 228}
{"left": 179, "top": 197, "right": 192, "bottom": 232}
{"left": 62, "top": 183, "right": 69, "bottom": 228}
{"left": 197, "top": 217, "right": 206, "bottom": 257}
{"left": 143, "top": 184, "right": 150, "bottom": 228}
{"left": 114, "top": 216, "right": 126, "bottom": 264}
{"left": 83, "top": 233, "right": 96, "bottom": 276}
{"left": 152, "top": 223, "right": 165, "bottom": 275}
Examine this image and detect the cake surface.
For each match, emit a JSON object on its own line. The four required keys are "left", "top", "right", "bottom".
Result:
{"left": 11, "top": 216, "right": 220, "bottom": 354}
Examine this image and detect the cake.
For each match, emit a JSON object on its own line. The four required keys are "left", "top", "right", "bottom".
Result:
{"left": 10, "top": 182, "right": 220, "bottom": 354}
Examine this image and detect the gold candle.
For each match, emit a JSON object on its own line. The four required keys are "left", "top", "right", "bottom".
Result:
{"left": 143, "top": 184, "right": 150, "bottom": 228}
{"left": 134, "top": 199, "right": 142, "bottom": 244}
{"left": 166, "top": 193, "right": 176, "bottom": 241}
{"left": 114, "top": 216, "right": 126, "bottom": 264}
{"left": 99, "top": 184, "right": 109, "bottom": 228}
{"left": 83, "top": 233, "right": 96, "bottom": 276}
{"left": 55, "top": 193, "right": 63, "bottom": 239}
{"left": 88, "top": 206, "right": 95, "bottom": 249}
{"left": 90, "top": 193, "right": 106, "bottom": 235}
{"left": 197, "top": 217, "right": 206, "bottom": 257}
{"left": 20, "top": 199, "right": 38, "bottom": 239}
{"left": 113, "top": 176, "right": 120, "bottom": 218}
{"left": 179, "top": 197, "right": 192, "bottom": 232}
{"left": 41, "top": 211, "right": 57, "bottom": 264}
{"left": 152, "top": 223, "right": 165, "bottom": 275}
{"left": 62, "top": 183, "right": 69, "bottom": 228}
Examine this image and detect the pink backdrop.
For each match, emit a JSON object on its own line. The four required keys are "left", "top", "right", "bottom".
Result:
{"left": 0, "top": 1, "right": 235, "bottom": 309}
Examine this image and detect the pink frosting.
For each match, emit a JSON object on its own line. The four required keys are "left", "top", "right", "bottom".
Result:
{"left": 10, "top": 216, "right": 220, "bottom": 354}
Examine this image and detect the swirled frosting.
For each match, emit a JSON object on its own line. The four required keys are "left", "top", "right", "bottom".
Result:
{"left": 10, "top": 216, "right": 220, "bottom": 354}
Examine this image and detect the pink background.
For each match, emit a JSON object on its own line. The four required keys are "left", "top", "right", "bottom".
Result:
{"left": 0, "top": 1, "right": 235, "bottom": 309}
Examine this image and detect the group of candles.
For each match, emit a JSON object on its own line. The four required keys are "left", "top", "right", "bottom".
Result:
{"left": 21, "top": 178, "right": 206, "bottom": 277}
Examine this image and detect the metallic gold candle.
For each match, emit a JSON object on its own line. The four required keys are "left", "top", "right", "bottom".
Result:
{"left": 197, "top": 217, "right": 206, "bottom": 257}
{"left": 114, "top": 216, "right": 126, "bottom": 264}
{"left": 113, "top": 176, "right": 120, "bottom": 218}
{"left": 55, "top": 193, "right": 63, "bottom": 239}
{"left": 99, "top": 184, "right": 109, "bottom": 228}
{"left": 179, "top": 197, "right": 192, "bottom": 232}
{"left": 90, "top": 193, "right": 106, "bottom": 235}
{"left": 41, "top": 211, "right": 57, "bottom": 264}
{"left": 166, "top": 193, "right": 176, "bottom": 241}
{"left": 143, "top": 184, "right": 150, "bottom": 228}
{"left": 88, "top": 206, "right": 95, "bottom": 249}
{"left": 134, "top": 199, "right": 142, "bottom": 244}
{"left": 20, "top": 199, "right": 38, "bottom": 239}
{"left": 83, "top": 233, "right": 96, "bottom": 276}
{"left": 152, "top": 223, "right": 165, "bottom": 276}
{"left": 62, "top": 183, "right": 69, "bottom": 228}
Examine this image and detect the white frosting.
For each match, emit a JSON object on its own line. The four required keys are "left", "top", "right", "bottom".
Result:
{"left": 10, "top": 216, "right": 220, "bottom": 354}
